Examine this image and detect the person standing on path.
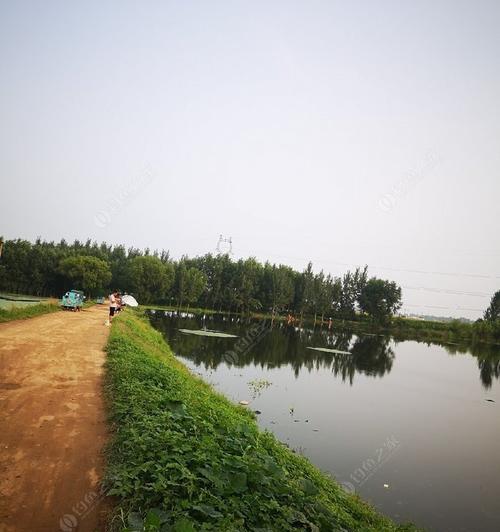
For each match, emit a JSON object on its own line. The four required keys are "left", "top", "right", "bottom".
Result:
{"left": 107, "top": 292, "right": 117, "bottom": 326}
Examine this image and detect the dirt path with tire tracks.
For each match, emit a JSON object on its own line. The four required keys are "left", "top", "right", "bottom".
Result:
{"left": 0, "top": 306, "right": 110, "bottom": 532}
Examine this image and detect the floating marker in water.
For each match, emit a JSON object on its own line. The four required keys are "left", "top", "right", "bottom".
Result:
{"left": 384, "top": 484, "right": 389, "bottom": 488}
{"left": 306, "top": 347, "right": 351, "bottom": 355}
{"left": 239, "top": 400, "right": 250, "bottom": 405}
{"left": 178, "top": 329, "right": 238, "bottom": 338}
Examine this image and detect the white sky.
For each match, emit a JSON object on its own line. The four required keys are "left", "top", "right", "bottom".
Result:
{"left": 1, "top": 1, "right": 499, "bottom": 318}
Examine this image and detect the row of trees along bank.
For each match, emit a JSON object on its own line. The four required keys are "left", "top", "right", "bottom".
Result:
{"left": 0, "top": 237, "right": 404, "bottom": 322}
{"left": 1, "top": 237, "right": 499, "bottom": 326}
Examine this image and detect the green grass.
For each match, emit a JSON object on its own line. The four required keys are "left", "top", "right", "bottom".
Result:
{"left": 104, "top": 311, "right": 419, "bottom": 532}
{"left": 0, "top": 300, "right": 60, "bottom": 323}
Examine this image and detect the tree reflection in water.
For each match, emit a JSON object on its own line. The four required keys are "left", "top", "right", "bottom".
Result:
{"left": 149, "top": 311, "right": 500, "bottom": 388}
{"left": 440, "top": 341, "right": 500, "bottom": 389}
{"left": 150, "top": 313, "right": 395, "bottom": 385}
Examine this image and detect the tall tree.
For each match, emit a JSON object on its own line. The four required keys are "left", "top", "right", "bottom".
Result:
{"left": 339, "top": 266, "right": 368, "bottom": 318}
{"left": 295, "top": 262, "right": 315, "bottom": 320}
{"left": 126, "top": 256, "right": 174, "bottom": 304}
{"left": 235, "top": 258, "right": 262, "bottom": 313}
{"left": 58, "top": 255, "right": 112, "bottom": 297}
{"left": 184, "top": 268, "right": 207, "bottom": 310}
{"left": 484, "top": 290, "right": 500, "bottom": 322}
{"left": 271, "top": 265, "right": 294, "bottom": 314}
{"left": 358, "top": 278, "right": 402, "bottom": 322}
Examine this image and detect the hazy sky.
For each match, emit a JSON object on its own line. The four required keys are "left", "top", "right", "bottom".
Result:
{"left": 1, "top": 1, "right": 499, "bottom": 318}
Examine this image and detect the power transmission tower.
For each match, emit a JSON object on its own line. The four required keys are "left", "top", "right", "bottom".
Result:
{"left": 216, "top": 234, "right": 233, "bottom": 255}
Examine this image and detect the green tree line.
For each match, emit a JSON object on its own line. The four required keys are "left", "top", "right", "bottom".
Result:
{"left": 0, "top": 237, "right": 407, "bottom": 321}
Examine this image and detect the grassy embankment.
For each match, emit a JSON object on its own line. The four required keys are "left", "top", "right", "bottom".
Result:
{"left": 141, "top": 304, "right": 500, "bottom": 345}
{"left": 104, "top": 311, "right": 419, "bottom": 532}
{"left": 0, "top": 297, "right": 98, "bottom": 323}
{"left": 0, "top": 299, "right": 60, "bottom": 323}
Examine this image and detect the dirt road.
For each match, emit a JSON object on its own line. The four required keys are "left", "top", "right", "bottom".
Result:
{"left": 0, "top": 306, "right": 110, "bottom": 532}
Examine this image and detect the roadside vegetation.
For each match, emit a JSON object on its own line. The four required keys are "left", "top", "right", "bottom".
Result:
{"left": 0, "top": 300, "right": 60, "bottom": 323}
{"left": 104, "top": 312, "right": 418, "bottom": 532}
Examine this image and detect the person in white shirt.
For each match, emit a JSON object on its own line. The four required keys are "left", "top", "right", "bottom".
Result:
{"left": 106, "top": 292, "right": 118, "bottom": 326}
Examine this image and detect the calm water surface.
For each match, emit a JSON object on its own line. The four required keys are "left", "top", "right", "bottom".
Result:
{"left": 150, "top": 312, "right": 500, "bottom": 532}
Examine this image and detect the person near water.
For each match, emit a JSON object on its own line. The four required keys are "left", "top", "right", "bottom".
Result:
{"left": 107, "top": 291, "right": 117, "bottom": 325}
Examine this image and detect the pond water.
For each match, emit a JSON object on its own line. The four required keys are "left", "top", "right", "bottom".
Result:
{"left": 149, "top": 311, "right": 500, "bottom": 532}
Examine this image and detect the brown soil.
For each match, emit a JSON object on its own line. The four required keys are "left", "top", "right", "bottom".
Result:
{"left": 0, "top": 306, "right": 111, "bottom": 532}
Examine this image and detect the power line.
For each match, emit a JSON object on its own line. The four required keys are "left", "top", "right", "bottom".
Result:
{"left": 265, "top": 253, "right": 500, "bottom": 281}
{"left": 370, "top": 265, "right": 500, "bottom": 281}
{"left": 402, "top": 286, "right": 491, "bottom": 298}
{"left": 401, "top": 303, "right": 484, "bottom": 313}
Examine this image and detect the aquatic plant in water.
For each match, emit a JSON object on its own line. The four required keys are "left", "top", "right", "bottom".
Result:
{"left": 248, "top": 378, "right": 272, "bottom": 399}
{"left": 178, "top": 328, "right": 238, "bottom": 338}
